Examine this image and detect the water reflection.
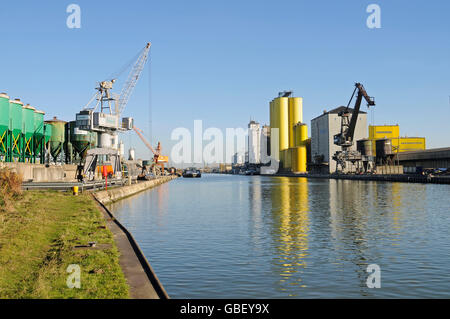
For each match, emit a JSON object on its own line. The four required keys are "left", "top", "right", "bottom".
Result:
{"left": 268, "top": 177, "right": 309, "bottom": 296}
{"left": 265, "top": 178, "right": 428, "bottom": 297}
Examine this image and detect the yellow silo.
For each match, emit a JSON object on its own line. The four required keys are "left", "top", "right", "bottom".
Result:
{"left": 270, "top": 99, "right": 280, "bottom": 161}
{"left": 293, "top": 121, "right": 307, "bottom": 147}
{"left": 292, "top": 122, "right": 308, "bottom": 173}
{"left": 280, "top": 149, "right": 285, "bottom": 169}
{"left": 277, "top": 97, "right": 289, "bottom": 153}
{"left": 269, "top": 100, "right": 272, "bottom": 159}
{"left": 291, "top": 147, "right": 297, "bottom": 172}
{"left": 294, "top": 123, "right": 300, "bottom": 147}
{"left": 297, "top": 146, "right": 307, "bottom": 172}
{"left": 288, "top": 97, "right": 303, "bottom": 148}
{"left": 283, "top": 148, "right": 292, "bottom": 170}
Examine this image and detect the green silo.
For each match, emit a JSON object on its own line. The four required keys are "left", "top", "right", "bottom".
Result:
{"left": 44, "top": 122, "right": 52, "bottom": 145}
{"left": 9, "top": 99, "right": 23, "bottom": 161}
{"left": 90, "top": 131, "right": 98, "bottom": 148}
{"left": 0, "top": 93, "right": 10, "bottom": 161}
{"left": 64, "top": 121, "right": 75, "bottom": 164}
{"left": 34, "top": 109, "right": 45, "bottom": 163}
{"left": 22, "top": 104, "right": 36, "bottom": 162}
{"left": 45, "top": 117, "right": 66, "bottom": 163}
{"left": 71, "top": 125, "right": 95, "bottom": 160}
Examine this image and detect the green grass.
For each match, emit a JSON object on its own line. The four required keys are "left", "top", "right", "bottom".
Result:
{"left": 0, "top": 191, "right": 129, "bottom": 299}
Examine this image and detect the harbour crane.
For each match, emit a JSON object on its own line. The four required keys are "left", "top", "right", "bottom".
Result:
{"left": 333, "top": 83, "right": 375, "bottom": 172}
{"left": 133, "top": 126, "right": 169, "bottom": 177}
{"left": 75, "top": 43, "right": 151, "bottom": 180}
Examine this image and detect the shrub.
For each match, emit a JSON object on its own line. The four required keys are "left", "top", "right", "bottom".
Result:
{"left": 0, "top": 168, "right": 23, "bottom": 212}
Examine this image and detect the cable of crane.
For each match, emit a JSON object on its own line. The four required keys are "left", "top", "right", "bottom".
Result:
{"left": 345, "top": 86, "right": 358, "bottom": 110}
{"left": 103, "top": 45, "right": 146, "bottom": 82}
{"left": 81, "top": 91, "right": 100, "bottom": 110}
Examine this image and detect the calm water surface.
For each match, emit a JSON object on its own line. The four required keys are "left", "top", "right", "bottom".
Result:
{"left": 109, "top": 174, "right": 450, "bottom": 298}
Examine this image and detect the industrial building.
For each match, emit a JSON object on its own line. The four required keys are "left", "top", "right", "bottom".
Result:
{"left": 310, "top": 106, "right": 368, "bottom": 173}
{"left": 248, "top": 120, "right": 261, "bottom": 164}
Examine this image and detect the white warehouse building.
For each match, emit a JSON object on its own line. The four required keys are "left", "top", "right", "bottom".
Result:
{"left": 310, "top": 106, "right": 367, "bottom": 173}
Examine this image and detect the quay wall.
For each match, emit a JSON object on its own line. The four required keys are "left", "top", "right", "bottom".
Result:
{"left": 0, "top": 162, "right": 77, "bottom": 182}
{"left": 94, "top": 176, "right": 177, "bottom": 205}
{"left": 267, "top": 172, "right": 450, "bottom": 184}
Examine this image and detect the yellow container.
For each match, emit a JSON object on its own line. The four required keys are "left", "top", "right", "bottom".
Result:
{"left": 288, "top": 97, "right": 303, "bottom": 148}
{"left": 72, "top": 186, "right": 79, "bottom": 195}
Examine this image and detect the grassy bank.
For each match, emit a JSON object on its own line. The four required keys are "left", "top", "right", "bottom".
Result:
{"left": 0, "top": 190, "right": 129, "bottom": 298}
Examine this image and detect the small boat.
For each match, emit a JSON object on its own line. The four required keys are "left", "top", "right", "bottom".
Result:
{"left": 182, "top": 167, "right": 202, "bottom": 178}
{"left": 245, "top": 169, "right": 257, "bottom": 176}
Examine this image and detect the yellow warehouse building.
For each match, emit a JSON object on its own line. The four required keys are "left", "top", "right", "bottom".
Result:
{"left": 368, "top": 125, "right": 426, "bottom": 154}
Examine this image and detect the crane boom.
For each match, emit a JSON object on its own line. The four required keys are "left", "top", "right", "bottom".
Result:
{"left": 117, "top": 42, "right": 151, "bottom": 115}
{"left": 133, "top": 126, "right": 157, "bottom": 155}
{"left": 334, "top": 82, "right": 375, "bottom": 148}
{"left": 346, "top": 83, "right": 375, "bottom": 142}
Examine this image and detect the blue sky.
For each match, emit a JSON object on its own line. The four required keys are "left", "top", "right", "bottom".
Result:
{"left": 0, "top": 0, "right": 449, "bottom": 161}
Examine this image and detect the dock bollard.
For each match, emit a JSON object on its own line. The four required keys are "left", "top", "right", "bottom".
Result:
{"left": 73, "top": 186, "right": 79, "bottom": 196}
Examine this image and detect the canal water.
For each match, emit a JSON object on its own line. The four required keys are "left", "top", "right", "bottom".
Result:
{"left": 109, "top": 174, "right": 450, "bottom": 298}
